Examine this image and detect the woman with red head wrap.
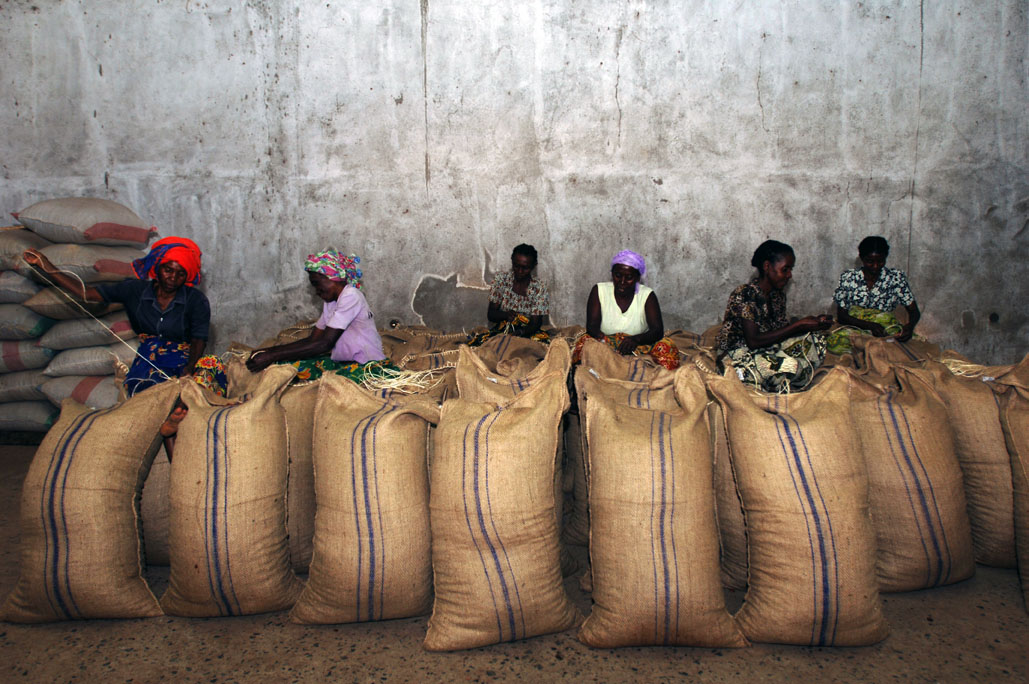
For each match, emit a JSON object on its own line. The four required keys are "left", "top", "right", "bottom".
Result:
{"left": 23, "top": 236, "right": 224, "bottom": 397}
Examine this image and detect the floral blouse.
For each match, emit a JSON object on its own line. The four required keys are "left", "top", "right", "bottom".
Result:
{"left": 488, "top": 271, "right": 550, "bottom": 317}
{"left": 833, "top": 266, "right": 914, "bottom": 312}
{"left": 716, "top": 278, "right": 789, "bottom": 352}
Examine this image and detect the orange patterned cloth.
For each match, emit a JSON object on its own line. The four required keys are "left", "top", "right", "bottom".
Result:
{"left": 572, "top": 332, "right": 680, "bottom": 371}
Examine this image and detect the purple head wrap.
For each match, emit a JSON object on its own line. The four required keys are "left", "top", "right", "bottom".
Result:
{"left": 611, "top": 250, "right": 646, "bottom": 292}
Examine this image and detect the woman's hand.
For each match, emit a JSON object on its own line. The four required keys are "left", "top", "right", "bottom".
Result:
{"left": 797, "top": 315, "right": 833, "bottom": 333}
{"left": 617, "top": 335, "right": 640, "bottom": 355}
{"left": 246, "top": 349, "right": 274, "bottom": 373}
{"left": 895, "top": 324, "right": 915, "bottom": 343}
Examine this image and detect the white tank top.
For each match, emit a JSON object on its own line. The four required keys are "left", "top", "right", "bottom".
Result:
{"left": 597, "top": 282, "right": 653, "bottom": 336}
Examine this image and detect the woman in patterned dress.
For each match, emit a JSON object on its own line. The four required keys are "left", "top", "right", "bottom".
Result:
{"left": 245, "top": 249, "right": 389, "bottom": 384}
{"left": 468, "top": 243, "right": 551, "bottom": 344}
{"left": 715, "top": 240, "right": 833, "bottom": 392}
{"left": 831, "top": 236, "right": 920, "bottom": 351}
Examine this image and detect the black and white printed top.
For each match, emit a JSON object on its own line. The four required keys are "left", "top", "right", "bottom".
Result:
{"left": 833, "top": 266, "right": 915, "bottom": 312}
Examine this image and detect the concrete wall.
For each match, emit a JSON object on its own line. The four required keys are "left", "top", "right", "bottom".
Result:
{"left": 2, "top": 1, "right": 1026, "bottom": 363}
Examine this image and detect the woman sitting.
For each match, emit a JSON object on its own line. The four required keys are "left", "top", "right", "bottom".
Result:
{"left": 23, "top": 237, "right": 226, "bottom": 455}
{"left": 829, "top": 235, "right": 921, "bottom": 354}
{"left": 246, "top": 249, "right": 387, "bottom": 383}
{"left": 716, "top": 240, "right": 833, "bottom": 392}
{"left": 573, "top": 249, "right": 680, "bottom": 371}
{"left": 485, "top": 243, "right": 550, "bottom": 339}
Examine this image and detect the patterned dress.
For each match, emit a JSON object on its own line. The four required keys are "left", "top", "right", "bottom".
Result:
{"left": 828, "top": 267, "right": 916, "bottom": 354}
{"left": 468, "top": 271, "right": 552, "bottom": 345}
{"left": 716, "top": 278, "right": 825, "bottom": 393}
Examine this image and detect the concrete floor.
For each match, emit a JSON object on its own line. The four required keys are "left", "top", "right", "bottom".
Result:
{"left": 0, "top": 443, "right": 1026, "bottom": 683}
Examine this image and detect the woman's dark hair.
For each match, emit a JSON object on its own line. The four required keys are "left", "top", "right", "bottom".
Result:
{"left": 512, "top": 243, "right": 538, "bottom": 265}
{"left": 750, "top": 240, "right": 794, "bottom": 270}
{"left": 858, "top": 235, "right": 890, "bottom": 258}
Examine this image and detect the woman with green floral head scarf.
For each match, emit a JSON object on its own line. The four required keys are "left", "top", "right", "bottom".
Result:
{"left": 246, "top": 249, "right": 387, "bottom": 383}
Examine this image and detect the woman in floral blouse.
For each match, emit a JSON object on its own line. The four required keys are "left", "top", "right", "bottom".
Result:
{"left": 716, "top": 240, "right": 833, "bottom": 392}
{"left": 833, "top": 235, "right": 920, "bottom": 345}
{"left": 479, "top": 243, "right": 550, "bottom": 341}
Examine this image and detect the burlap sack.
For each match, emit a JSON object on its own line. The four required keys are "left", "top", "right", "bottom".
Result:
{"left": 21, "top": 287, "right": 123, "bottom": 320}
{"left": 14, "top": 197, "right": 156, "bottom": 247}
{"left": 858, "top": 336, "right": 942, "bottom": 383}
{"left": 0, "top": 270, "right": 42, "bottom": 303}
{"left": 388, "top": 331, "right": 469, "bottom": 366}
{"left": 707, "top": 369, "right": 888, "bottom": 646}
{"left": 699, "top": 322, "right": 723, "bottom": 349}
{"left": 563, "top": 366, "right": 678, "bottom": 548}
{"left": 0, "top": 368, "right": 47, "bottom": 402}
{"left": 140, "top": 447, "right": 171, "bottom": 566}
{"left": 38, "top": 312, "right": 134, "bottom": 350}
{"left": 473, "top": 333, "right": 548, "bottom": 372}
{"left": 708, "top": 399, "right": 748, "bottom": 590}
{"left": 0, "top": 380, "right": 180, "bottom": 622}
{"left": 159, "top": 365, "right": 303, "bottom": 617}
{"left": 456, "top": 339, "right": 571, "bottom": 403}
{"left": 290, "top": 375, "right": 440, "bottom": 624}
{"left": 578, "top": 366, "right": 747, "bottom": 648}
{"left": 398, "top": 348, "right": 461, "bottom": 371}
{"left": 922, "top": 361, "right": 1015, "bottom": 567}
{"left": 424, "top": 372, "right": 579, "bottom": 651}
{"left": 0, "top": 340, "right": 56, "bottom": 373}
{"left": 38, "top": 244, "right": 144, "bottom": 284}
{"left": 998, "top": 384, "right": 1029, "bottom": 612}
{"left": 43, "top": 339, "right": 139, "bottom": 377}
{"left": 579, "top": 337, "right": 672, "bottom": 383}
{"left": 255, "top": 319, "right": 317, "bottom": 349}
{"left": 0, "top": 400, "right": 59, "bottom": 431}
{"left": 0, "top": 303, "right": 54, "bottom": 340}
{"left": 849, "top": 366, "right": 974, "bottom": 592}
{"left": 0, "top": 228, "right": 51, "bottom": 271}
{"left": 41, "top": 375, "right": 121, "bottom": 409}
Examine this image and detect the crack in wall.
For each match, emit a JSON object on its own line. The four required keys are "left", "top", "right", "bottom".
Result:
{"left": 906, "top": 0, "right": 925, "bottom": 275}
{"left": 614, "top": 26, "right": 623, "bottom": 147}
{"left": 421, "top": 0, "right": 430, "bottom": 192}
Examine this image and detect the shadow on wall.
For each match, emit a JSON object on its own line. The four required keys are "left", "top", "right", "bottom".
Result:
{"left": 412, "top": 273, "right": 489, "bottom": 332}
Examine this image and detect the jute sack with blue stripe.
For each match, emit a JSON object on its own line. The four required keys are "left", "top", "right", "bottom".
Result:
{"left": 849, "top": 366, "right": 974, "bottom": 592}
{"left": 707, "top": 368, "right": 888, "bottom": 646}
{"left": 921, "top": 360, "right": 1015, "bottom": 567}
{"left": 858, "top": 336, "right": 941, "bottom": 383}
{"left": 224, "top": 357, "right": 321, "bottom": 573}
{"left": 564, "top": 366, "right": 677, "bottom": 550}
{"left": 577, "top": 365, "right": 747, "bottom": 648}
{"left": 0, "top": 380, "right": 181, "bottom": 622}
{"left": 707, "top": 398, "right": 748, "bottom": 591}
{"left": 993, "top": 356, "right": 1029, "bottom": 613}
{"left": 424, "top": 371, "right": 580, "bottom": 651}
{"left": 457, "top": 341, "right": 573, "bottom": 574}
{"left": 456, "top": 339, "right": 571, "bottom": 403}
{"left": 472, "top": 333, "right": 548, "bottom": 373}
{"left": 290, "top": 374, "right": 440, "bottom": 624}
{"left": 159, "top": 365, "right": 302, "bottom": 617}
{"left": 579, "top": 336, "right": 671, "bottom": 384}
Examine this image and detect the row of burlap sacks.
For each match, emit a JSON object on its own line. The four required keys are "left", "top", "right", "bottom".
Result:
{"left": 0, "top": 198, "right": 155, "bottom": 429}
{"left": 3, "top": 324, "right": 1025, "bottom": 651}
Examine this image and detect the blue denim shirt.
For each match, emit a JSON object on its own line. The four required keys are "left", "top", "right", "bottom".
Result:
{"left": 96, "top": 279, "right": 210, "bottom": 342}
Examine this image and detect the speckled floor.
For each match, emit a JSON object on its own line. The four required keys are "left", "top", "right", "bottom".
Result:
{"left": 0, "top": 444, "right": 1026, "bottom": 683}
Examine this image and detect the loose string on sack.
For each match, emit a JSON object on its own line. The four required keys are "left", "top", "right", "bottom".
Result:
{"left": 20, "top": 256, "right": 174, "bottom": 382}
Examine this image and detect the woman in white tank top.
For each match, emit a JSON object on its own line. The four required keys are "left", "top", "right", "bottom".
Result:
{"left": 574, "top": 250, "right": 681, "bottom": 371}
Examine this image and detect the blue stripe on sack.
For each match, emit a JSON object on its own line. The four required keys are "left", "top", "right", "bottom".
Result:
{"left": 628, "top": 358, "right": 641, "bottom": 382}
{"left": 460, "top": 416, "right": 505, "bottom": 640}
{"left": 657, "top": 412, "right": 673, "bottom": 645}
{"left": 774, "top": 413, "right": 833, "bottom": 646}
{"left": 496, "top": 335, "right": 511, "bottom": 361}
{"left": 358, "top": 404, "right": 395, "bottom": 620}
{"left": 43, "top": 409, "right": 106, "bottom": 619}
{"left": 371, "top": 409, "right": 389, "bottom": 618}
{"left": 895, "top": 402, "right": 953, "bottom": 584}
{"left": 878, "top": 393, "right": 945, "bottom": 586}
{"left": 896, "top": 341, "right": 919, "bottom": 361}
{"left": 786, "top": 413, "right": 841, "bottom": 645}
{"left": 479, "top": 407, "right": 527, "bottom": 640}
{"left": 648, "top": 413, "right": 661, "bottom": 641}
{"left": 205, "top": 407, "right": 241, "bottom": 615}
{"left": 664, "top": 411, "right": 681, "bottom": 641}
{"left": 350, "top": 405, "right": 384, "bottom": 620}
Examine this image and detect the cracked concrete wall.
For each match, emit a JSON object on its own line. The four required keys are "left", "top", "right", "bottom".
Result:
{"left": 1, "top": 1, "right": 1026, "bottom": 362}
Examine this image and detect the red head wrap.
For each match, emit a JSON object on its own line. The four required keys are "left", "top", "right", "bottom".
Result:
{"left": 132, "top": 236, "right": 203, "bottom": 286}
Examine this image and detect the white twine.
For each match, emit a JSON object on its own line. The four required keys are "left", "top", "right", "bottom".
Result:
{"left": 21, "top": 256, "right": 174, "bottom": 382}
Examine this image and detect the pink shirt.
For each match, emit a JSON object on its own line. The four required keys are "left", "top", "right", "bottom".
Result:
{"left": 316, "top": 286, "right": 386, "bottom": 364}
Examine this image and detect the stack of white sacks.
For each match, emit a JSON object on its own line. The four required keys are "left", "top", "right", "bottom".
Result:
{"left": 0, "top": 198, "right": 155, "bottom": 429}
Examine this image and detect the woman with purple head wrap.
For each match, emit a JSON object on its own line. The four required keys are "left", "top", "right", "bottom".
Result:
{"left": 573, "top": 249, "right": 680, "bottom": 370}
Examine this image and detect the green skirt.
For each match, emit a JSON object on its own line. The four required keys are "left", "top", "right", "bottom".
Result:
{"left": 826, "top": 307, "right": 903, "bottom": 355}
{"left": 275, "top": 356, "right": 397, "bottom": 385}
{"left": 724, "top": 332, "right": 827, "bottom": 393}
